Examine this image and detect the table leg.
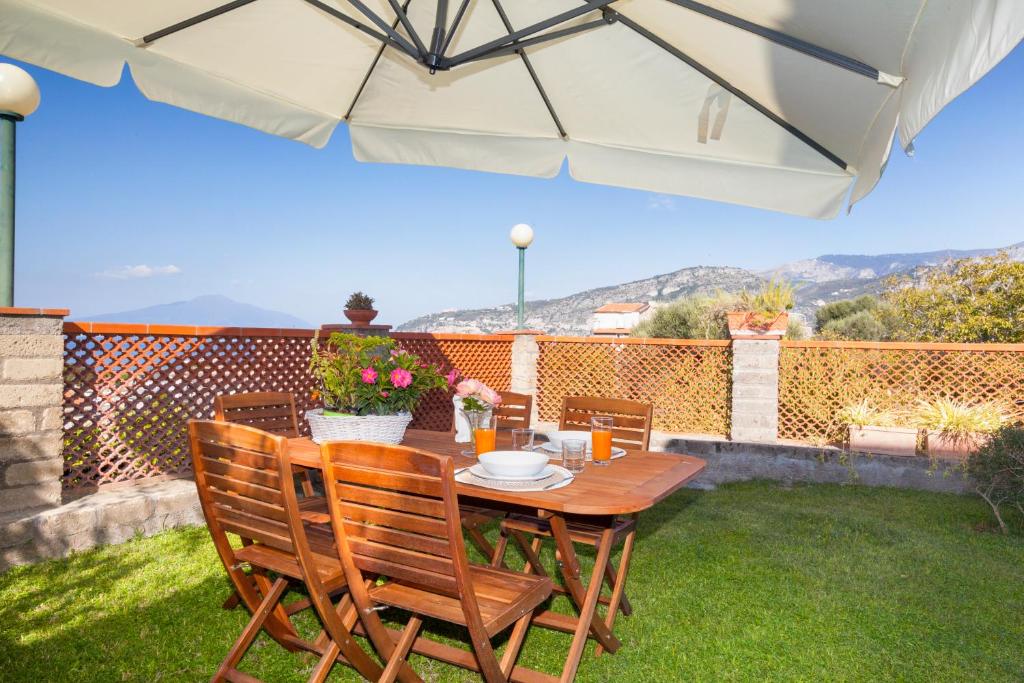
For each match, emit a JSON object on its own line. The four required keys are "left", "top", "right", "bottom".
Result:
{"left": 547, "top": 514, "right": 621, "bottom": 682}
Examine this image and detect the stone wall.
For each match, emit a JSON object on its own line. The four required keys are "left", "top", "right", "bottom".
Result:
{"left": 0, "top": 308, "right": 66, "bottom": 514}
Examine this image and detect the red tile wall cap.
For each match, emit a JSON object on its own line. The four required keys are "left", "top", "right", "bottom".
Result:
{"left": 0, "top": 306, "right": 70, "bottom": 317}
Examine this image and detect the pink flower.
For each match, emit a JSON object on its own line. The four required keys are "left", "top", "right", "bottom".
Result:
{"left": 445, "top": 368, "right": 460, "bottom": 387}
{"left": 380, "top": 390, "right": 390, "bottom": 398}
{"left": 361, "top": 367, "right": 378, "bottom": 384}
{"left": 481, "top": 387, "right": 502, "bottom": 406}
{"left": 390, "top": 368, "right": 413, "bottom": 388}
{"left": 455, "top": 379, "right": 482, "bottom": 398}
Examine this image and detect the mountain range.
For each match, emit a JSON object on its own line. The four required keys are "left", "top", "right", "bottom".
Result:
{"left": 397, "top": 241, "right": 1024, "bottom": 335}
{"left": 83, "top": 295, "right": 311, "bottom": 328}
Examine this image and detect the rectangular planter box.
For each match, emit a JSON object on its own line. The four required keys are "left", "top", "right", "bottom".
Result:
{"left": 727, "top": 311, "right": 788, "bottom": 339}
{"left": 926, "top": 430, "right": 987, "bottom": 460}
{"left": 849, "top": 425, "right": 919, "bottom": 456}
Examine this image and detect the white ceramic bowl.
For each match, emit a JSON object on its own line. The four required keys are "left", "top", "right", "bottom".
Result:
{"left": 543, "top": 430, "right": 592, "bottom": 450}
{"left": 478, "top": 450, "right": 549, "bottom": 478}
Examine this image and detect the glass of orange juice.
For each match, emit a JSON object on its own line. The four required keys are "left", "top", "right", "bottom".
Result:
{"left": 591, "top": 416, "right": 613, "bottom": 466}
{"left": 473, "top": 413, "right": 497, "bottom": 457}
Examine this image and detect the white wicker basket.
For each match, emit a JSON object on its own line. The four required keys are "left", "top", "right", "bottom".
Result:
{"left": 305, "top": 409, "right": 412, "bottom": 445}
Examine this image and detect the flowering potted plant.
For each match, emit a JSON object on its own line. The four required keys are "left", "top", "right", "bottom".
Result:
{"left": 307, "top": 332, "right": 447, "bottom": 443}
{"left": 452, "top": 377, "right": 503, "bottom": 446}
{"left": 343, "top": 291, "right": 378, "bottom": 325}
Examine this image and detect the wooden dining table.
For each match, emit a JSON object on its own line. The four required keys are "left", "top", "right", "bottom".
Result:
{"left": 288, "top": 429, "right": 706, "bottom": 683}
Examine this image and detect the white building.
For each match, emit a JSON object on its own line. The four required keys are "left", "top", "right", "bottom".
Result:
{"left": 592, "top": 303, "right": 651, "bottom": 337}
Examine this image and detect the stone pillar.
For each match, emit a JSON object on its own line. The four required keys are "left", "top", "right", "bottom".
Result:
{"left": 509, "top": 330, "right": 543, "bottom": 426}
{"left": 730, "top": 339, "right": 780, "bottom": 443}
{"left": 0, "top": 308, "right": 67, "bottom": 513}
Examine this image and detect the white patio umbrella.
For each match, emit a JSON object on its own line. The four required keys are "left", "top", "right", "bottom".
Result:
{"left": 1, "top": 0, "right": 1021, "bottom": 218}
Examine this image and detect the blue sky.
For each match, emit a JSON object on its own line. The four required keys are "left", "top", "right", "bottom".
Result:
{"left": 7, "top": 45, "right": 1024, "bottom": 326}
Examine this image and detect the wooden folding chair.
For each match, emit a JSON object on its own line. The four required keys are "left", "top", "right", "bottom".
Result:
{"left": 321, "top": 441, "right": 553, "bottom": 682}
{"left": 494, "top": 396, "right": 653, "bottom": 656}
{"left": 188, "top": 420, "right": 385, "bottom": 682}
{"left": 214, "top": 392, "right": 329, "bottom": 609}
{"left": 459, "top": 390, "right": 535, "bottom": 563}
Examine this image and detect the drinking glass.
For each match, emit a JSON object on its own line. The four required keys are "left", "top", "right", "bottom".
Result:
{"left": 562, "top": 439, "right": 586, "bottom": 474}
{"left": 471, "top": 411, "right": 495, "bottom": 458}
{"left": 511, "top": 428, "right": 535, "bottom": 451}
{"left": 591, "top": 416, "right": 613, "bottom": 466}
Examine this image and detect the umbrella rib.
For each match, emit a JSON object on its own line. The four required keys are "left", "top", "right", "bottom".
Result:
{"left": 139, "top": 0, "right": 259, "bottom": 45}
{"left": 489, "top": 0, "right": 567, "bottom": 139}
{"left": 457, "top": 18, "right": 611, "bottom": 64}
{"left": 440, "top": 0, "right": 473, "bottom": 57}
{"left": 303, "top": 0, "right": 419, "bottom": 60}
{"left": 343, "top": 0, "right": 415, "bottom": 120}
{"left": 386, "top": 0, "right": 428, "bottom": 57}
{"left": 664, "top": 0, "right": 883, "bottom": 81}
{"left": 444, "top": 0, "right": 615, "bottom": 66}
{"left": 611, "top": 10, "right": 850, "bottom": 171}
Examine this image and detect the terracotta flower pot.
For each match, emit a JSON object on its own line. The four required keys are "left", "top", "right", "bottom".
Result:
{"left": 926, "top": 430, "right": 988, "bottom": 459}
{"left": 848, "top": 425, "right": 919, "bottom": 456}
{"left": 343, "top": 308, "right": 378, "bottom": 325}
{"left": 727, "top": 311, "right": 789, "bottom": 339}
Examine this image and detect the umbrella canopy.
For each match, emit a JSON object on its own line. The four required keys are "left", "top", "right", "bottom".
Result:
{"left": 1, "top": 0, "right": 1021, "bottom": 218}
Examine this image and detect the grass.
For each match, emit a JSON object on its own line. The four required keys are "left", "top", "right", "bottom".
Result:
{"left": 1, "top": 481, "right": 1023, "bottom": 681}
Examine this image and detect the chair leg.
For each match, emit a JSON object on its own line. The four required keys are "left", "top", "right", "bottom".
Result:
{"left": 510, "top": 532, "right": 550, "bottom": 579}
{"left": 211, "top": 576, "right": 290, "bottom": 683}
{"left": 465, "top": 522, "right": 497, "bottom": 563}
{"left": 380, "top": 617, "right": 423, "bottom": 683}
{"left": 490, "top": 528, "right": 510, "bottom": 568}
{"left": 221, "top": 591, "right": 242, "bottom": 610}
{"left": 499, "top": 610, "right": 534, "bottom": 677}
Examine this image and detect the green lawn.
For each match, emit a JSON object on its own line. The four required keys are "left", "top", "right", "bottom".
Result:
{"left": 1, "top": 481, "right": 1022, "bottom": 682}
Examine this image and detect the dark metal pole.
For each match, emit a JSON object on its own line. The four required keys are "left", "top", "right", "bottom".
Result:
{"left": 0, "top": 112, "right": 19, "bottom": 307}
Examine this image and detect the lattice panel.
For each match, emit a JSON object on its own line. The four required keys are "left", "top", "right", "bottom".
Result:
{"left": 393, "top": 334, "right": 513, "bottom": 432}
{"left": 779, "top": 343, "right": 1024, "bottom": 443}
{"left": 536, "top": 339, "right": 732, "bottom": 435}
{"left": 63, "top": 327, "right": 319, "bottom": 490}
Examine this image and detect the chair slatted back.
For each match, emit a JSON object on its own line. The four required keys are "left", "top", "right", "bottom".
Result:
{"left": 494, "top": 390, "right": 533, "bottom": 429}
{"left": 560, "top": 396, "right": 654, "bottom": 450}
{"left": 215, "top": 392, "right": 300, "bottom": 438}
{"left": 190, "top": 420, "right": 297, "bottom": 554}
{"left": 321, "top": 442, "right": 468, "bottom": 599}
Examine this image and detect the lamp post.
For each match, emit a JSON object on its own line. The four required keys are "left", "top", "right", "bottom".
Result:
{"left": 509, "top": 223, "right": 534, "bottom": 329}
{"left": 0, "top": 64, "right": 40, "bottom": 307}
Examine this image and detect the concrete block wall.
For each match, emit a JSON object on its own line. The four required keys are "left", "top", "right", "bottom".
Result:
{"left": 509, "top": 331, "right": 542, "bottom": 426}
{"left": 0, "top": 308, "right": 67, "bottom": 515}
{"left": 730, "top": 339, "right": 780, "bottom": 443}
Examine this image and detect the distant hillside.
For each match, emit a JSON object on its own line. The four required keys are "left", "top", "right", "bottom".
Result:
{"left": 84, "top": 295, "right": 311, "bottom": 328}
{"left": 763, "top": 241, "right": 1024, "bottom": 283}
{"left": 399, "top": 241, "right": 1024, "bottom": 335}
{"left": 398, "top": 266, "right": 763, "bottom": 335}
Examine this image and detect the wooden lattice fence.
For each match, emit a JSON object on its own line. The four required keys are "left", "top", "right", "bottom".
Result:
{"left": 778, "top": 341, "right": 1024, "bottom": 443}
{"left": 535, "top": 337, "right": 733, "bottom": 436}
{"left": 62, "top": 324, "right": 512, "bottom": 490}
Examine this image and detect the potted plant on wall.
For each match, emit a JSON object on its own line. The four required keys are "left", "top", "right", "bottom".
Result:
{"left": 343, "top": 291, "right": 378, "bottom": 325}
{"left": 726, "top": 279, "right": 794, "bottom": 338}
{"left": 307, "top": 332, "right": 448, "bottom": 444}
{"left": 838, "top": 399, "right": 918, "bottom": 456}
{"left": 914, "top": 398, "right": 1006, "bottom": 459}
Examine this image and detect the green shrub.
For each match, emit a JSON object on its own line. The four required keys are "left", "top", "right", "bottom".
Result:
{"left": 739, "top": 279, "right": 796, "bottom": 316}
{"left": 632, "top": 292, "right": 738, "bottom": 339}
{"left": 820, "top": 310, "right": 889, "bottom": 341}
{"left": 815, "top": 295, "right": 879, "bottom": 330}
{"left": 967, "top": 426, "right": 1024, "bottom": 532}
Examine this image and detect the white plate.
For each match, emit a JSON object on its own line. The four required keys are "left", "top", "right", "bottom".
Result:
{"left": 540, "top": 443, "right": 627, "bottom": 459}
{"left": 468, "top": 463, "right": 558, "bottom": 482}
{"left": 456, "top": 465, "right": 575, "bottom": 492}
